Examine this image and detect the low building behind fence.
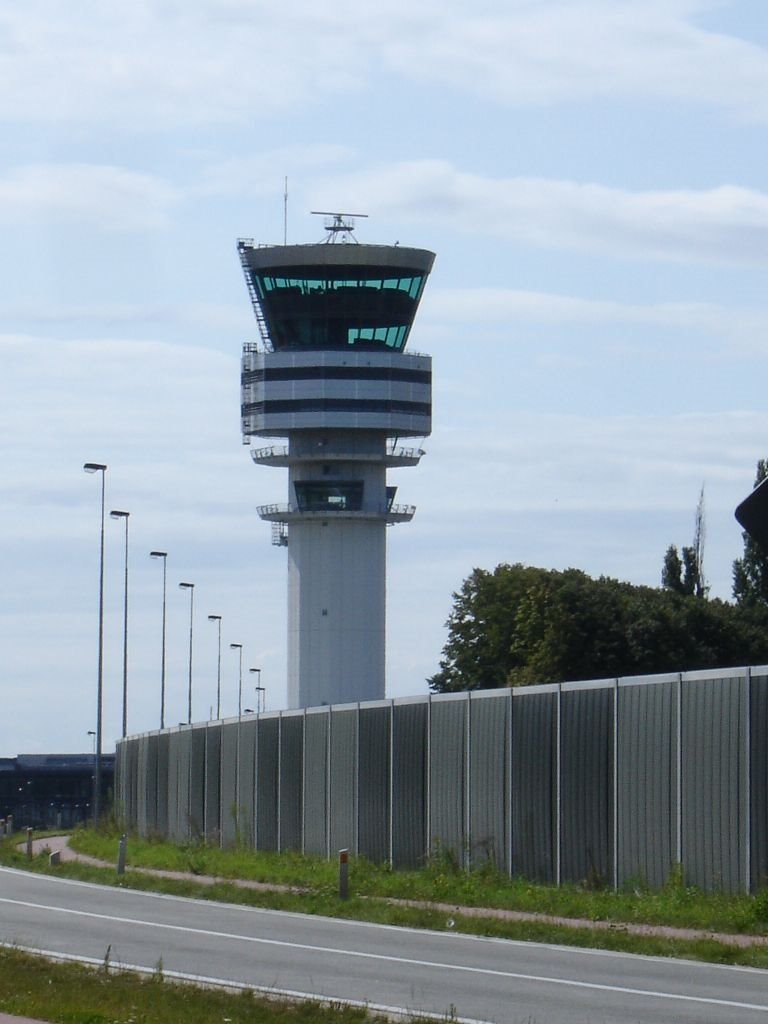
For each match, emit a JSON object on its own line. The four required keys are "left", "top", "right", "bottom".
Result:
{"left": 115, "top": 666, "right": 768, "bottom": 892}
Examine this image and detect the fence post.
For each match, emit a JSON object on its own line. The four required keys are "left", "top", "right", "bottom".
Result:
{"left": 25, "top": 828, "right": 33, "bottom": 860}
{"left": 117, "top": 834, "right": 127, "bottom": 876}
{"left": 338, "top": 848, "right": 349, "bottom": 899}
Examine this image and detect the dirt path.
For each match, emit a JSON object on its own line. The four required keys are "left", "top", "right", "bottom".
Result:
{"left": 24, "top": 835, "right": 768, "bottom": 949}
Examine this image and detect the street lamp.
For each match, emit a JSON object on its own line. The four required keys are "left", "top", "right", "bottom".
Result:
{"left": 83, "top": 461, "right": 107, "bottom": 824}
{"left": 208, "top": 615, "right": 222, "bottom": 720}
{"left": 249, "top": 667, "right": 264, "bottom": 712}
{"left": 110, "top": 510, "right": 130, "bottom": 738}
{"left": 150, "top": 552, "right": 168, "bottom": 729}
{"left": 229, "top": 643, "right": 243, "bottom": 716}
{"left": 179, "top": 583, "right": 195, "bottom": 724}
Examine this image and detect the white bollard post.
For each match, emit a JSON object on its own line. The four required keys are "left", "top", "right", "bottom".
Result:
{"left": 116, "top": 834, "right": 127, "bottom": 876}
{"left": 339, "top": 848, "right": 349, "bottom": 900}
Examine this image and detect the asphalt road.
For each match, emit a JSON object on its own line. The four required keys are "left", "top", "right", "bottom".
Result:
{"left": 1, "top": 867, "right": 767, "bottom": 1024}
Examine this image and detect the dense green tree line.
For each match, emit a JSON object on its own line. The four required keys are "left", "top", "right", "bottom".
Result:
{"left": 428, "top": 563, "right": 768, "bottom": 693}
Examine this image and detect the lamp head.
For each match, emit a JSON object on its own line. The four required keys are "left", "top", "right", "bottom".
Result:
{"left": 179, "top": 582, "right": 194, "bottom": 590}
{"left": 150, "top": 550, "right": 167, "bottom": 559}
{"left": 229, "top": 643, "right": 242, "bottom": 650}
{"left": 109, "top": 510, "right": 129, "bottom": 520}
{"left": 208, "top": 614, "right": 222, "bottom": 622}
{"left": 83, "top": 462, "right": 107, "bottom": 473}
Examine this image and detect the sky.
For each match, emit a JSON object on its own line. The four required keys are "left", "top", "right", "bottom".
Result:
{"left": 1, "top": 0, "right": 767, "bottom": 755}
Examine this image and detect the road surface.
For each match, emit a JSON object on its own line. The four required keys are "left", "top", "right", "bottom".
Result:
{"left": 1, "top": 867, "right": 767, "bottom": 1023}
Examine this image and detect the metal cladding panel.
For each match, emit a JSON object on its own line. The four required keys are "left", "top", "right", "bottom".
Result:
{"left": 429, "top": 698, "right": 467, "bottom": 863}
{"left": 280, "top": 715, "right": 304, "bottom": 851}
{"left": 124, "top": 741, "right": 139, "bottom": 829}
{"left": 512, "top": 691, "right": 556, "bottom": 882}
{"left": 220, "top": 723, "right": 238, "bottom": 848}
{"left": 238, "top": 720, "right": 257, "bottom": 847}
{"left": 144, "top": 734, "right": 159, "bottom": 836}
{"left": 329, "top": 709, "right": 358, "bottom": 855}
{"left": 617, "top": 680, "right": 677, "bottom": 889}
{"left": 176, "top": 730, "right": 193, "bottom": 843}
{"left": 136, "top": 736, "right": 149, "bottom": 836}
{"left": 156, "top": 733, "right": 170, "bottom": 838}
{"left": 189, "top": 729, "right": 206, "bottom": 838}
{"left": 204, "top": 725, "right": 222, "bottom": 844}
{"left": 256, "top": 717, "right": 279, "bottom": 851}
{"left": 358, "top": 706, "right": 391, "bottom": 863}
{"left": 560, "top": 687, "right": 613, "bottom": 885}
{"left": 750, "top": 673, "right": 768, "bottom": 890}
{"left": 166, "top": 732, "right": 181, "bottom": 843}
{"left": 303, "top": 712, "right": 329, "bottom": 855}
{"left": 114, "top": 742, "right": 127, "bottom": 824}
{"left": 469, "top": 694, "right": 510, "bottom": 872}
{"left": 392, "top": 702, "right": 427, "bottom": 868}
{"left": 682, "top": 675, "right": 746, "bottom": 892}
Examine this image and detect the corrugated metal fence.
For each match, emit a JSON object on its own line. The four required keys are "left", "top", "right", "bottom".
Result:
{"left": 115, "top": 666, "right": 768, "bottom": 892}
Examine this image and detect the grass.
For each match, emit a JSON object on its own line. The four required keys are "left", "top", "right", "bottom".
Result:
{"left": 3, "top": 830, "right": 768, "bottom": 970}
{"left": 0, "top": 945, "right": 397, "bottom": 1024}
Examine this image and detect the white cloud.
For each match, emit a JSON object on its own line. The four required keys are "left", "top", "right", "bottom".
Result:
{"left": 0, "top": 1, "right": 765, "bottom": 126}
{"left": 318, "top": 162, "right": 768, "bottom": 265}
{"left": 0, "top": 164, "right": 178, "bottom": 230}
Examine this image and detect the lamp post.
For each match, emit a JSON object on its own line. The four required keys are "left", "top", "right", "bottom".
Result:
{"left": 150, "top": 552, "right": 168, "bottom": 729}
{"left": 110, "top": 510, "right": 130, "bottom": 738}
{"left": 83, "top": 461, "right": 107, "bottom": 824}
{"left": 179, "top": 583, "right": 195, "bottom": 724}
{"left": 249, "top": 667, "right": 264, "bottom": 712}
{"left": 208, "top": 615, "right": 222, "bottom": 720}
{"left": 229, "top": 643, "right": 243, "bottom": 716}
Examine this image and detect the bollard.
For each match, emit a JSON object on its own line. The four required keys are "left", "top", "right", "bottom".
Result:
{"left": 0, "top": 819, "right": 4, "bottom": 838}
{"left": 7, "top": 815, "right": 13, "bottom": 835}
{"left": 26, "top": 827, "right": 33, "bottom": 860}
{"left": 116, "top": 834, "right": 127, "bottom": 877}
{"left": 49, "top": 851, "right": 61, "bottom": 867}
{"left": 338, "top": 848, "right": 349, "bottom": 900}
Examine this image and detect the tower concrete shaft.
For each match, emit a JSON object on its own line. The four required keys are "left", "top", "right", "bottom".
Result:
{"left": 238, "top": 233, "right": 434, "bottom": 708}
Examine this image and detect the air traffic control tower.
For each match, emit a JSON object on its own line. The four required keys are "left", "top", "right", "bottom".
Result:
{"left": 238, "top": 214, "right": 435, "bottom": 709}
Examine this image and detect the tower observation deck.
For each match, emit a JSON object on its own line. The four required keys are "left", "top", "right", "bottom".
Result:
{"left": 238, "top": 219, "right": 435, "bottom": 708}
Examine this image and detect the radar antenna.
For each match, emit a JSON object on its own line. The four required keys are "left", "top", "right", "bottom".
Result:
{"left": 310, "top": 210, "right": 368, "bottom": 244}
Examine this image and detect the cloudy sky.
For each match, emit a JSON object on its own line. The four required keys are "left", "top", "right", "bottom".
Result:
{"left": 1, "top": 0, "right": 767, "bottom": 754}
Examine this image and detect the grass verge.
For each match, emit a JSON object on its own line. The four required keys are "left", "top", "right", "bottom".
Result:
{"left": 3, "top": 830, "right": 768, "bottom": 969}
{"left": 0, "top": 945, "right": 395, "bottom": 1024}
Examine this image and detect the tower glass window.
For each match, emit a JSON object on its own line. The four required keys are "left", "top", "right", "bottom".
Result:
{"left": 248, "top": 267, "right": 426, "bottom": 351}
{"left": 294, "top": 481, "right": 364, "bottom": 512}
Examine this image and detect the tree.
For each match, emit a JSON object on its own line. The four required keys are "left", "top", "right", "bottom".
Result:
{"left": 733, "top": 459, "right": 768, "bottom": 605}
{"left": 429, "top": 562, "right": 768, "bottom": 693}
{"left": 662, "top": 485, "right": 707, "bottom": 598}
{"left": 662, "top": 544, "right": 684, "bottom": 593}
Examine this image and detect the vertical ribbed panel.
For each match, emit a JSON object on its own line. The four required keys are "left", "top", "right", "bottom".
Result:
{"left": 189, "top": 728, "right": 206, "bottom": 839}
{"left": 303, "top": 710, "right": 328, "bottom": 855}
{"left": 156, "top": 732, "right": 170, "bottom": 838}
{"left": 429, "top": 696, "right": 467, "bottom": 863}
{"left": 176, "top": 729, "right": 192, "bottom": 843}
{"left": 256, "top": 717, "right": 279, "bottom": 851}
{"left": 329, "top": 708, "right": 358, "bottom": 854}
{"left": 279, "top": 714, "right": 304, "bottom": 851}
{"left": 358, "top": 706, "right": 391, "bottom": 863}
{"left": 144, "top": 734, "right": 159, "bottom": 836}
{"left": 392, "top": 701, "right": 427, "bottom": 868}
{"left": 616, "top": 679, "right": 676, "bottom": 888}
{"left": 135, "top": 736, "right": 148, "bottom": 835}
{"left": 166, "top": 731, "right": 180, "bottom": 842}
{"left": 469, "top": 693, "right": 509, "bottom": 871}
{"left": 560, "top": 686, "right": 613, "bottom": 885}
{"left": 512, "top": 690, "right": 556, "bottom": 882}
{"left": 238, "top": 719, "right": 257, "bottom": 846}
{"left": 219, "top": 723, "right": 238, "bottom": 847}
{"left": 751, "top": 673, "right": 768, "bottom": 890}
{"left": 114, "top": 742, "right": 127, "bottom": 824}
{"left": 204, "top": 725, "right": 222, "bottom": 844}
{"left": 682, "top": 674, "right": 746, "bottom": 892}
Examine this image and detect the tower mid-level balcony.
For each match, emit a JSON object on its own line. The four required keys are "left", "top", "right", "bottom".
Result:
{"left": 249, "top": 443, "right": 425, "bottom": 468}
{"left": 257, "top": 502, "right": 416, "bottom": 525}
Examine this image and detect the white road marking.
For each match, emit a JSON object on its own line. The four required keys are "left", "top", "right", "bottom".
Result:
{"left": 1, "top": 896, "right": 767, "bottom": 1014}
